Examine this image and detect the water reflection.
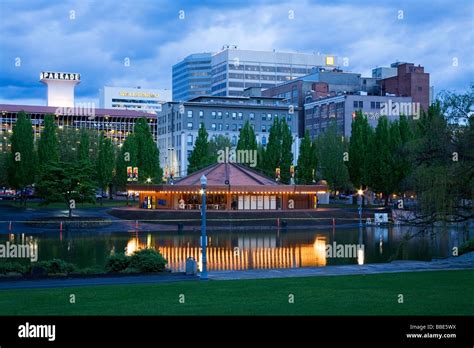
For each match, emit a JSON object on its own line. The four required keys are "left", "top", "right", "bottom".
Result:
{"left": 0, "top": 226, "right": 470, "bottom": 272}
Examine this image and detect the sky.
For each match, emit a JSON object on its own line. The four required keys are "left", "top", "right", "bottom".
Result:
{"left": 0, "top": 0, "right": 473, "bottom": 106}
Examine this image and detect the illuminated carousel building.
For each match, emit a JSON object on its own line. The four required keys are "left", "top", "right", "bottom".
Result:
{"left": 128, "top": 162, "right": 328, "bottom": 211}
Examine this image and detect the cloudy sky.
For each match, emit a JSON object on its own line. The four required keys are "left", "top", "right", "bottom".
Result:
{"left": 0, "top": 0, "right": 472, "bottom": 106}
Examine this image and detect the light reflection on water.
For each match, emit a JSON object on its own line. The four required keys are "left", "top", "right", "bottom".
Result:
{"left": 0, "top": 226, "right": 470, "bottom": 272}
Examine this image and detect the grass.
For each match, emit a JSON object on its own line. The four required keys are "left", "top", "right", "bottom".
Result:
{"left": 0, "top": 200, "right": 130, "bottom": 209}
{"left": 0, "top": 270, "right": 472, "bottom": 315}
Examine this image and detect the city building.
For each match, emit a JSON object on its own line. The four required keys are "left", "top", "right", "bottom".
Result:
{"left": 157, "top": 95, "right": 299, "bottom": 177}
{"left": 128, "top": 162, "right": 328, "bottom": 210}
{"left": 304, "top": 94, "right": 413, "bottom": 138}
{"left": 262, "top": 69, "right": 379, "bottom": 136}
{"left": 379, "top": 62, "right": 430, "bottom": 111}
{"left": 372, "top": 66, "right": 398, "bottom": 80}
{"left": 172, "top": 46, "right": 338, "bottom": 101}
{"left": 0, "top": 104, "right": 156, "bottom": 150}
{"left": 99, "top": 86, "right": 171, "bottom": 114}
{"left": 172, "top": 53, "right": 213, "bottom": 101}
{"left": 211, "top": 46, "right": 339, "bottom": 97}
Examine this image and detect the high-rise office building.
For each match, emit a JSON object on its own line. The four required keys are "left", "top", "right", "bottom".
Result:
{"left": 172, "top": 46, "right": 338, "bottom": 101}
{"left": 172, "top": 53, "right": 213, "bottom": 101}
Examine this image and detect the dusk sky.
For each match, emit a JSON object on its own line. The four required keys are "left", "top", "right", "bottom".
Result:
{"left": 0, "top": 0, "right": 472, "bottom": 106}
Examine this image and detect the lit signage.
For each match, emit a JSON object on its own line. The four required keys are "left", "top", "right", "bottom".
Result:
{"left": 325, "top": 56, "right": 335, "bottom": 66}
{"left": 119, "top": 91, "right": 161, "bottom": 98}
{"left": 40, "top": 71, "right": 80, "bottom": 81}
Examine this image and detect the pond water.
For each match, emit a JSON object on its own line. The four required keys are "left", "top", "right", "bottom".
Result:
{"left": 0, "top": 226, "right": 470, "bottom": 272}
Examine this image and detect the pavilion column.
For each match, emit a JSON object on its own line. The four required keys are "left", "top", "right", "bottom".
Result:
{"left": 226, "top": 193, "right": 231, "bottom": 210}
{"left": 281, "top": 194, "right": 288, "bottom": 210}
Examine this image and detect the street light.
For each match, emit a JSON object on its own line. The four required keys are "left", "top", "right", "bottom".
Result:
{"left": 357, "top": 189, "right": 363, "bottom": 228}
{"left": 200, "top": 175, "right": 208, "bottom": 280}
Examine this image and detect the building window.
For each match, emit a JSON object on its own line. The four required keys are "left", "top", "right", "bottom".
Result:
{"left": 199, "top": 110, "right": 204, "bottom": 118}
{"left": 261, "top": 125, "right": 267, "bottom": 132}
{"left": 218, "top": 123, "right": 223, "bottom": 131}
{"left": 353, "top": 101, "right": 363, "bottom": 108}
{"left": 225, "top": 123, "right": 230, "bottom": 130}
{"left": 249, "top": 112, "right": 255, "bottom": 120}
{"left": 238, "top": 112, "right": 243, "bottom": 119}
{"left": 212, "top": 111, "right": 216, "bottom": 119}
{"left": 217, "top": 111, "right": 223, "bottom": 119}
{"left": 238, "top": 124, "right": 243, "bottom": 131}
{"left": 187, "top": 110, "right": 193, "bottom": 118}
{"left": 187, "top": 122, "right": 193, "bottom": 130}
{"left": 232, "top": 124, "right": 237, "bottom": 131}
{"left": 261, "top": 136, "right": 267, "bottom": 145}
{"left": 225, "top": 112, "right": 229, "bottom": 118}
{"left": 267, "top": 113, "right": 272, "bottom": 121}
{"left": 232, "top": 112, "right": 237, "bottom": 119}
{"left": 418, "top": 86, "right": 422, "bottom": 91}
{"left": 261, "top": 113, "right": 266, "bottom": 121}
{"left": 231, "top": 136, "right": 237, "bottom": 146}
{"left": 287, "top": 114, "right": 292, "bottom": 122}
{"left": 211, "top": 123, "right": 216, "bottom": 130}
{"left": 187, "top": 134, "right": 193, "bottom": 145}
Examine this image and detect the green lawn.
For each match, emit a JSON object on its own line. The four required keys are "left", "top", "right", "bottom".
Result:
{"left": 0, "top": 270, "right": 472, "bottom": 315}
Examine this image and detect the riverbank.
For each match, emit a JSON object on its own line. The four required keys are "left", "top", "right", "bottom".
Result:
{"left": 0, "top": 269, "right": 471, "bottom": 315}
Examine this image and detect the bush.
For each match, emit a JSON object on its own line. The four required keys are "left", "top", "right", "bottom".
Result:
{"left": 105, "top": 253, "right": 130, "bottom": 273}
{"left": 0, "top": 261, "right": 30, "bottom": 275}
{"left": 35, "top": 259, "right": 76, "bottom": 274}
{"left": 459, "top": 239, "right": 474, "bottom": 255}
{"left": 129, "top": 248, "right": 167, "bottom": 273}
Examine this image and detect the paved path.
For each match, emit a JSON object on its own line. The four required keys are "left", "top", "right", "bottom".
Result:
{"left": 208, "top": 252, "right": 474, "bottom": 280}
{"left": 0, "top": 253, "right": 472, "bottom": 290}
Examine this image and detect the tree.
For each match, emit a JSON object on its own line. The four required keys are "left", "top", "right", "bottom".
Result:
{"left": 36, "top": 161, "right": 96, "bottom": 218}
{"left": 7, "top": 111, "right": 36, "bottom": 204}
{"left": 314, "top": 120, "right": 350, "bottom": 194}
{"left": 96, "top": 133, "right": 115, "bottom": 200}
{"left": 236, "top": 121, "right": 257, "bottom": 153}
{"left": 296, "top": 130, "right": 316, "bottom": 184}
{"left": 208, "top": 135, "right": 231, "bottom": 163}
{"left": 188, "top": 123, "right": 213, "bottom": 174}
{"left": 348, "top": 111, "right": 373, "bottom": 189}
{"left": 115, "top": 134, "right": 138, "bottom": 190}
{"left": 37, "top": 114, "right": 59, "bottom": 174}
{"left": 134, "top": 118, "right": 162, "bottom": 183}
{"left": 0, "top": 134, "right": 10, "bottom": 188}
{"left": 78, "top": 129, "right": 91, "bottom": 164}
{"left": 366, "top": 116, "right": 392, "bottom": 205}
{"left": 280, "top": 118, "right": 294, "bottom": 183}
{"left": 262, "top": 117, "right": 293, "bottom": 183}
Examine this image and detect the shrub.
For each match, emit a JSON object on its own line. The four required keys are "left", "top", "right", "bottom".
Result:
{"left": 35, "top": 259, "right": 76, "bottom": 274}
{"left": 459, "top": 239, "right": 474, "bottom": 255}
{"left": 129, "top": 248, "right": 167, "bottom": 273}
{"left": 0, "top": 261, "right": 30, "bottom": 275}
{"left": 105, "top": 253, "right": 130, "bottom": 273}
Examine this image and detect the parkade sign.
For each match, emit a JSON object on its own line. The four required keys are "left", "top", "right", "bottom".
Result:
{"left": 40, "top": 71, "right": 80, "bottom": 81}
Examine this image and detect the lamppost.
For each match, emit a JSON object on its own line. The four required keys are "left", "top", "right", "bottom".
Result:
{"left": 200, "top": 175, "right": 208, "bottom": 280}
{"left": 357, "top": 189, "right": 363, "bottom": 228}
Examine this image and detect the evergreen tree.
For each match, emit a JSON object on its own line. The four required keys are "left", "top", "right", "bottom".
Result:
{"left": 348, "top": 111, "right": 372, "bottom": 189}
{"left": 78, "top": 129, "right": 91, "bottom": 164}
{"left": 315, "top": 120, "right": 350, "bottom": 194}
{"left": 209, "top": 135, "right": 231, "bottom": 163}
{"left": 263, "top": 117, "right": 282, "bottom": 178}
{"left": 7, "top": 111, "right": 36, "bottom": 204}
{"left": 115, "top": 134, "right": 138, "bottom": 189}
{"left": 296, "top": 131, "right": 316, "bottom": 184}
{"left": 236, "top": 121, "right": 258, "bottom": 153}
{"left": 96, "top": 133, "right": 115, "bottom": 198}
{"left": 280, "top": 118, "right": 294, "bottom": 183}
{"left": 37, "top": 114, "right": 59, "bottom": 174}
{"left": 188, "top": 123, "right": 213, "bottom": 174}
{"left": 134, "top": 118, "right": 162, "bottom": 183}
